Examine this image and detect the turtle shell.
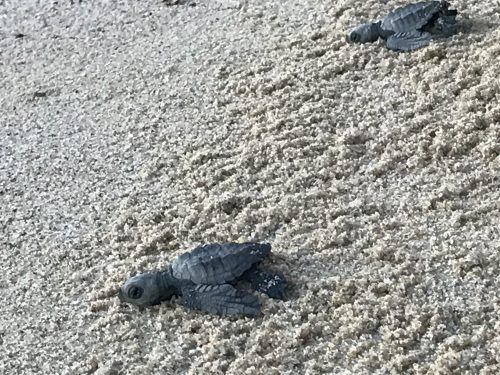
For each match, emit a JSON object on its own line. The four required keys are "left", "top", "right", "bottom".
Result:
{"left": 171, "top": 242, "right": 271, "bottom": 284}
{"left": 380, "top": 1, "right": 444, "bottom": 34}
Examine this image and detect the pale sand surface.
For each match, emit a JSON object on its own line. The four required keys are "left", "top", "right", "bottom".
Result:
{"left": 1, "top": 0, "right": 499, "bottom": 374}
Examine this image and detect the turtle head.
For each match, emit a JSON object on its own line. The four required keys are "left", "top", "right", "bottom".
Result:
{"left": 346, "top": 22, "right": 380, "bottom": 44}
{"left": 118, "top": 272, "right": 164, "bottom": 307}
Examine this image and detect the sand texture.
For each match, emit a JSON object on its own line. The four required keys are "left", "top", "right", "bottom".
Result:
{"left": 1, "top": 0, "right": 499, "bottom": 374}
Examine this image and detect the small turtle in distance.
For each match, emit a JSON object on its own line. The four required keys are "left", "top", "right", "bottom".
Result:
{"left": 118, "top": 242, "right": 286, "bottom": 316}
{"left": 346, "top": 1, "right": 459, "bottom": 51}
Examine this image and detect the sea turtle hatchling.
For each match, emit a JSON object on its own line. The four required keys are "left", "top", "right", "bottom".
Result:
{"left": 118, "top": 242, "right": 287, "bottom": 316}
{"left": 346, "top": 1, "right": 458, "bottom": 51}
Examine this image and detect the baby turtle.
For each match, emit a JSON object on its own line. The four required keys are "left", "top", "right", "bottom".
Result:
{"left": 346, "top": 1, "right": 458, "bottom": 51}
{"left": 118, "top": 242, "right": 286, "bottom": 316}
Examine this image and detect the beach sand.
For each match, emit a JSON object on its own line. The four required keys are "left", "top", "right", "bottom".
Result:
{"left": 1, "top": 0, "right": 499, "bottom": 373}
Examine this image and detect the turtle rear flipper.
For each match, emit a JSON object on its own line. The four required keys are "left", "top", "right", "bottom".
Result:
{"left": 240, "top": 267, "right": 287, "bottom": 300}
{"left": 182, "top": 284, "right": 261, "bottom": 316}
{"left": 386, "top": 31, "right": 432, "bottom": 51}
{"left": 423, "top": 15, "right": 458, "bottom": 36}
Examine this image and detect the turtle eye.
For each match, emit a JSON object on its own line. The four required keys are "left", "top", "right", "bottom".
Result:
{"left": 128, "top": 286, "right": 143, "bottom": 299}
{"left": 350, "top": 32, "right": 360, "bottom": 42}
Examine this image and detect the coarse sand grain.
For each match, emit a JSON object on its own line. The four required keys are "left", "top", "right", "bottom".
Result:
{"left": 1, "top": 0, "right": 499, "bottom": 374}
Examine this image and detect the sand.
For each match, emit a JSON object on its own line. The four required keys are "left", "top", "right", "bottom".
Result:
{"left": 1, "top": 0, "right": 499, "bottom": 374}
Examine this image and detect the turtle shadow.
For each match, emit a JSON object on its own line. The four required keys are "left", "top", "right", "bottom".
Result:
{"left": 459, "top": 17, "right": 499, "bottom": 36}
{"left": 162, "top": 0, "right": 196, "bottom": 6}
{"left": 262, "top": 250, "right": 347, "bottom": 301}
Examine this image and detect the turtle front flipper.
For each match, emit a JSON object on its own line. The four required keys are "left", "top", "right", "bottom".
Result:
{"left": 181, "top": 284, "right": 261, "bottom": 316}
{"left": 386, "top": 31, "right": 432, "bottom": 51}
{"left": 240, "top": 266, "right": 287, "bottom": 300}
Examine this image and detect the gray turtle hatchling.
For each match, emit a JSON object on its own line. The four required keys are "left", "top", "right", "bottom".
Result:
{"left": 118, "top": 242, "right": 287, "bottom": 316}
{"left": 346, "top": 1, "right": 458, "bottom": 51}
